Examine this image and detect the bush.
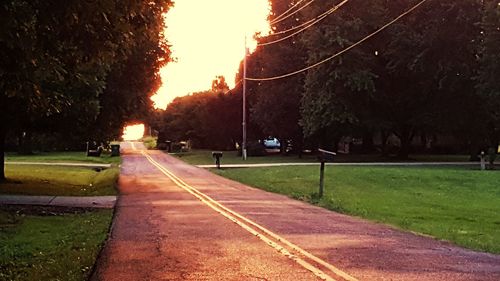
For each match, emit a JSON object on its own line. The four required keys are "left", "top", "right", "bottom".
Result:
{"left": 141, "top": 136, "right": 157, "bottom": 150}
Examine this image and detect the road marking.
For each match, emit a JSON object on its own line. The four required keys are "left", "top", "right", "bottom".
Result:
{"left": 130, "top": 142, "right": 137, "bottom": 151}
{"left": 142, "top": 151, "right": 359, "bottom": 281}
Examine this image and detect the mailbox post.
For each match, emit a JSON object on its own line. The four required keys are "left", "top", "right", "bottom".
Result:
{"left": 318, "top": 148, "right": 336, "bottom": 198}
{"left": 110, "top": 144, "right": 120, "bottom": 157}
{"left": 480, "top": 151, "right": 486, "bottom": 170}
{"left": 212, "top": 151, "right": 223, "bottom": 169}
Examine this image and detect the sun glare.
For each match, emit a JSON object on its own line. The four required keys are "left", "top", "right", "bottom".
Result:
{"left": 122, "top": 124, "right": 145, "bottom": 141}
{"left": 151, "top": 0, "right": 271, "bottom": 109}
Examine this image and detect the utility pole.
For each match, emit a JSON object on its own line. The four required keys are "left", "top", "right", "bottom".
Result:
{"left": 242, "top": 36, "right": 249, "bottom": 160}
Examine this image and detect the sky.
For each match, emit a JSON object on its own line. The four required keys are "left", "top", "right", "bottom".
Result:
{"left": 122, "top": 124, "right": 145, "bottom": 140}
{"left": 150, "top": 0, "right": 271, "bottom": 109}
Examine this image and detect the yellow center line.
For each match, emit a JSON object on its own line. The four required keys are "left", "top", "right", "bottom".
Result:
{"left": 142, "top": 151, "right": 359, "bottom": 281}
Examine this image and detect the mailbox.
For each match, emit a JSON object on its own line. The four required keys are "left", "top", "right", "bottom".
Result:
{"left": 318, "top": 148, "right": 336, "bottom": 163}
{"left": 110, "top": 144, "right": 120, "bottom": 157}
{"left": 212, "top": 151, "right": 223, "bottom": 169}
{"left": 317, "top": 148, "right": 336, "bottom": 198}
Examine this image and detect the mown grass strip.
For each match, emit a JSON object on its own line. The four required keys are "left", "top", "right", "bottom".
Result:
{"left": 0, "top": 207, "right": 113, "bottom": 281}
{"left": 6, "top": 151, "right": 121, "bottom": 165}
{"left": 214, "top": 165, "right": 500, "bottom": 254}
{"left": 1, "top": 165, "right": 118, "bottom": 196}
{"left": 173, "top": 149, "right": 471, "bottom": 165}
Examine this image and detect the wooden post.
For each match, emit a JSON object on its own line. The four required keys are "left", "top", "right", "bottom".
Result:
{"left": 480, "top": 151, "right": 486, "bottom": 170}
{"left": 212, "top": 152, "right": 223, "bottom": 169}
{"left": 319, "top": 161, "right": 325, "bottom": 197}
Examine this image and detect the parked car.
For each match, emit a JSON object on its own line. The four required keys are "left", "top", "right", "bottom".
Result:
{"left": 263, "top": 137, "right": 280, "bottom": 149}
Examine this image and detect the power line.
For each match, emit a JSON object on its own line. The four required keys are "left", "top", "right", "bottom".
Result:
{"left": 270, "top": 0, "right": 315, "bottom": 25}
{"left": 246, "top": 0, "right": 429, "bottom": 81}
{"left": 258, "top": 0, "right": 349, "bottom": 47}
{"left": 270, "top": 0, "right": 306, "bottom": 23}
{"left": 266, "top": 1, "right": 346, "bottom": 36}
{"left": 269, "top": 0, "right": 308, "bottom": 24}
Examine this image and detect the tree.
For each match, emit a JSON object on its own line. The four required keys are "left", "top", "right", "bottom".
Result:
{"left": 477, "top": 0, "right": 500, "bottom": 150}
{"left": 300, "top": 0, "right": 482, "bottom": 158}
{"left": 300, "top": 0, "right": 387, "bottom": 150}
{"left": 245, "top": 0, "right": 308, "bottom": 154}
{"left": 0, "top": 0, "right": 172, "bottom": 180}
{"left": 158, "top": 88, "right": 242, "bottom": 150}
{"left": 211, "top": 76, "right": 230, "bottom": 93}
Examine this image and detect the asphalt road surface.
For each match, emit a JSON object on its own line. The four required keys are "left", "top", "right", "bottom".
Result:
{"left": 92, "top": 142, "right": 500, "bottom": 281}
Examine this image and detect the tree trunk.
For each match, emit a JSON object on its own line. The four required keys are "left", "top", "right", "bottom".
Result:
{"left": 279, "top": 138, "right": 286, "bottom": 155}
{"left": 297, "top": 138, "right": 304, "bottom": 159}
{"left": 468, "top": 139, "right": 480, "bottom": 161}
{"left": 18, "top": 130, "right": 34, "bottom": 155}
{"left": 0, "top": 126, "right": 6, "bottom": 182}
{"left": 397, "top": 129, "right": 414, "bottom": 160}
{"left": 381, "top": 130, "right": 389, "bottom": 156}
{"left": 362, "top": 131, "right": 374, "bottom": 153}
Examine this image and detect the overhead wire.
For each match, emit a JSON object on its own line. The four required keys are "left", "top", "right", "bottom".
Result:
{"left": 258, "top": 0, "right": 350, "bottom": 46}
{"left": 266, "top": 1, "right": 346, "bottom": 36}
{"left": 269, "top": 0, "right": 315, "bottom": 25}
{"left": 269, "top": 0, "right": 307, "bottom": 24}
{"left": 246, "top": 0, "right": 429, "bottom": 81}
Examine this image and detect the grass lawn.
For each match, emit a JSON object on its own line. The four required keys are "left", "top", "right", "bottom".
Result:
{"left": 214, "top": 165, "right": 500, "bottom": 254}
{"left": 0, "top": 206, "right": 112, "bottom": 281}
{"left": 174, "top": 150, "right": 318, "bottom": 165}
{"left": 2, "top": 151, "right": 120, "bottom": 196}
{"left": 0, "top": 165, "right": 118, "bottom": 196}
{"left": 5, "top": 151, "right": 121, "bottom": 165}
{"left": 172, "top": 149, "right": 471, "bottom": 165}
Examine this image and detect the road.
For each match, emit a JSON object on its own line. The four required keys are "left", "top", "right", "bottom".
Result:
{"left": 92, "top": 142, "right": 500, "bottom": 281}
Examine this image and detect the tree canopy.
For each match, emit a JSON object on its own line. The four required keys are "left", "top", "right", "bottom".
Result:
{"left": 154, "top": 0, "right": 498, "bottom": 159}
{"left": 0, "top": 0, "right": 172, "bottom": 180}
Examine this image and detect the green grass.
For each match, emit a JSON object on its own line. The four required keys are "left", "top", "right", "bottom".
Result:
{"left": 5, "top": 151, "right": 121, "bottom": 165}
{"left": 0, "top": 165, "right": 119, "bottom": 196}
{"left": 0, "top": 207, "right": 112, "bottom": 281}
{"left": 172, "top": 149, "right": 472, "bottom": 165}
{"left": 214, "top": 165, "right": 500, "bottom": 253}
{"left": 173, "top": 150, "right": 318, "bottom": 165}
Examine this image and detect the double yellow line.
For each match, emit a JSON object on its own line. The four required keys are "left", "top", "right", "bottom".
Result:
{"left": 142, "top": 151, "right": 358, "bottom": 281}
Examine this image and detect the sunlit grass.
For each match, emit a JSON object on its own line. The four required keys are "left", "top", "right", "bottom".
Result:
{"left": 214, "top": 165, "right": 500, "bottom": 253}
{"left": 0, "top": 208, "right": 112, "bottom": 281}
{"left": 5, "top": 151, "right": 121, "bottom": 165}
{"left": 0, "top": 165, "right": 118, "bottom": 196}
{"left": 173, "top": 150, "right": 317, "bottom": 165}
{"left": 173, "top": 149, "right": 471, "bottom": 165}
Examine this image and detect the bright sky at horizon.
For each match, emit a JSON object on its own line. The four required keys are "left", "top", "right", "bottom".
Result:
{"left": 122, "top": 124, "right": 145, "bottom": 140}
{"left": 151, "top": 0, "right": 271, "bottom": 109}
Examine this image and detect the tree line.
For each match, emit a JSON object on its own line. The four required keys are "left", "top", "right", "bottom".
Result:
{"left": 156, "top": 0, "right": 499, "bottom": 159}
{"left": 0, "top": 0, "right": 172, "bottom": 180}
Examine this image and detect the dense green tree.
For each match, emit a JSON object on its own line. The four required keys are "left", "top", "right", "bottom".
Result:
{"left": 300, "top": 0, "right": 388, "bottom": 150}
{"left": 378, "top": 0, "right": 482, "bottom": 158}
{"left": 158, "top": 89, "right": 241, "bottom": 150}
{"left": 245, "top": 0, "right": 308, "bottom": 153}
{"left": 0, "top": 0, "right": 172, "bottom": 180}
{"left": 300, "top": 0, "right": 482, "bottom": 158}
{"left": 477, "top": 0, "right": 500, "bottom": 149}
